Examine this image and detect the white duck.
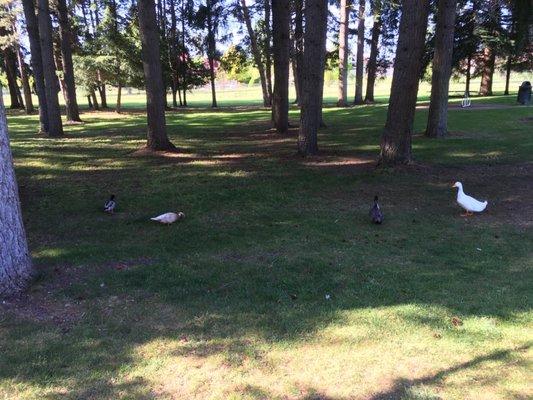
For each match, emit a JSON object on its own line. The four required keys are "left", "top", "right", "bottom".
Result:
{"left": 150, "top": 212, "right": 185, "bottom": 224}
{"left": 452, "top": 182, "right": 488, "bottom": 216}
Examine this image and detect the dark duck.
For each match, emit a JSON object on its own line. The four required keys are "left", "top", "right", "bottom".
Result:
{"left": 104, "top": 194, "right": 116, "bottom": 213}
{"left": 369, "top": 196, "right": 383, "bottom": 224}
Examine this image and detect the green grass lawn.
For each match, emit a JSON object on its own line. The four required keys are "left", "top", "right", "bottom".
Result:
{"left": 1, "top": 86, "right": 532, "bottom": 399}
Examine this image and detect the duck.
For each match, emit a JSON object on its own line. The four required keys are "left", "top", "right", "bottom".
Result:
{"left": 104, "top": 194, "right": 116, "bottom": 213}
{"left": 150, "top": 212, "right": 185, "bottom": 224}
{"left": 369, "top": 196, "right": 384, "bottom": 224}
{"left": 452, "top": 182, "right": 488, "bottom": 216}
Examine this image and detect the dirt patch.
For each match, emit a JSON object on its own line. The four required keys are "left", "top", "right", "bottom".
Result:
{"left": 0, "top": 257, "right": 155, "bottom": 329}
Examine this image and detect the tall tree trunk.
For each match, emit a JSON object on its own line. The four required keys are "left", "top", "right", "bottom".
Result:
{"left": 337, "top": 0, "right": 350, "bottom": 106}
{"left": 465, "top": 53, "right": 471, "bottom": 94}
{"left": 354, "top": 0, "right": 365, "bottom": 104}
{"left": 3, "top": 49, "right": 23, "bottom": 109}
{"left": 90, "top": 88, "right": 99, "bottom": 110}
{"left": 0, "top": 90, "right": 33, "bottom": 298}
{"left": 297, "top": 0, "right": 328, "bottom": 156}
{"left": 97, "top": 78, "right": 108, "bottom": 108}
{"left": 22, "top": 0, "right": 49, "bottom": 133}
{"left": 426, "top": 0, "right": 457, "bottom": 138}
{"left": 138, "top": 0, "right": 175, "bottom": 150}
{"left": 293, "top": 0, "right": 304, "bottom": 105}
{"left": 208, "top": 54, "right": 217, "bottom": 108}
{"left": 37, "top": 0, "right": 64, "bottom": 137}
{"left": 272, "top": 0, "right": 290, "bottom": 134}
{"left": 379, "top": 0, "right": 430, "bottom": 165}
{"left": 87, "top": 94, "right": 93, "bottom": 109}
{"left": 504, "top": 55, "right": 512, "bottom": 95}
{"left": 478, "top": 46, "right": 495, "bottom": 96}
{"left": 56, "top": 0, "right": 82, "bottom": 122}
{"left": 240, "top": 0, "right": 270, "bottom": 106}
{"left": 264, "top": 0, "right": 273, "bottom": 103}
{"left": 364, "top": 6, "right": 382, "bottom": 103}
{"left": 17, "top": 49, "right": 34, "bottom": 114}
{"left": 116, "top": 83, "right": 122, "bottom": 113}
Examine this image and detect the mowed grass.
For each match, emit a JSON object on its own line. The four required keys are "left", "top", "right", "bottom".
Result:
{"left": 1, "top": 83, "right": 532, "bottom": 399}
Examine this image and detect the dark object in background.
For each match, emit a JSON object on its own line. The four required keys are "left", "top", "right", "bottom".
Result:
{"left": 517, "top": 81, "right": 531, "bottom": 105}
{"left": 104, "top": 194, "right": 116, "bottom": 213}
{"left": 370, "top": 196, "right": 384, "bottom": 224}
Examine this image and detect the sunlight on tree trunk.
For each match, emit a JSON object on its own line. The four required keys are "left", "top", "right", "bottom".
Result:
{"left": 354, "top": 0, "right": 365, "bottom": 105}
{"left": 380, "top": 0, "right": 430, "bottom": 165}
{"left": 337, "top": 0, "right": 350, "bottom": 107}
{"left": 0, "top": 90, "right": 33, "bottom": 297}
{"left": 426, "top": 0, "right": 458, "bottom": 138}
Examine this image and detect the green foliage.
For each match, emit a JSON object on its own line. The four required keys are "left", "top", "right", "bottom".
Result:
{"left": 220, "top": 45, "right": 251, "bottom": 83}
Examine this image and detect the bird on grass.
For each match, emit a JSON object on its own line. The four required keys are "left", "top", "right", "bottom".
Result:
{"left": 370, "top": 196, "right": 384, "bottom": 224}
{"left": 452, "top": 182, "right": 488, "bottom": 216}
{"left": 150, "top": 212, "right": 185, "bottom": 225}
{"left": 104, "top": 195, "right": 116, "bottom": 214}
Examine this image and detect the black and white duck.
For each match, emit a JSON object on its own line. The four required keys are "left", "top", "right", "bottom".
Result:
{"left": 369, "top": 196, "right": 383, "bottom": 224}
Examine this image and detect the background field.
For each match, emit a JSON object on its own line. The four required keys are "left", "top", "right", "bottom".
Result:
{"left": 1, "top": 75, "right": 532, "bottom": 399}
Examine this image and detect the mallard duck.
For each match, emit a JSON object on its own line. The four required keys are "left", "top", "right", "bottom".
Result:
{"left": 104, "top": 194, "right": 116, "bottom": 213}
{"left": 452, "top": 182, "right": 488, "bottom": 216}
{"left": 150, "top": 212, "right": 185, "bottom": 224}
{"left": 370, "top": 196, "right": 384, "bottom": 224}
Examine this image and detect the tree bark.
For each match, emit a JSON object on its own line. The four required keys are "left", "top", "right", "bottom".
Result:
{"left": 272, "top": 0, "right": 290, "bottom": 133}
{"left": 56, "top": 0, "right": 82, "bottom": 122}
{"left": 337, "top": 0, "right": 350, "bottom": 106}
{"left": 0, "top": 90, "right": 33, "bottom": 298}
{"left": 116, "top": 83, "right": 122, "bottom": 113}
{"left": 138, "top": 0, "right": 175, "bottom": 150}
{"left": 90, "top": 88, "right": 99, "bottom": 110}
{"left": 16, "top": 47, "right": 34, "bottom": 114}
{"left": 3, "top": 48, "right": 23, "bottom": 109}
{"left": 379, "top": 0, "right": 430, "bottom": 166}
{"left": 264, "top": 0, "right": 273, "bottom": 103}
{"left": 426, "top": 0, "right": 457, "bottom": 138}
{"left": 21, "top": 0, "right": 49, "bottom": 133}
{"left": 478, "top": 46, "right": 495, "bottom": 96}
{"left": 364, "top": 7, "right": 382, "bottom": 103}
{"left": 240, "top": 0, "right": 270, "bottom": 106}
{"left": 354, "top": 0, "right": 365, "bottom": 104}
{"left": 465, "top": 53, "right": 471, "bottom": 94}
{"left": 504, "top": 55, "right": 512, "bottom": 95}
{"left": 297, "top": 0, "right": 328, "bottom": 156}
{"left": 37, "top": 0, "right": 64, "bottom": 137}
{"left": 206, "top": 1, "right": 218, "bottom": 108}
{"left": 293, "top": 0, "right": 304, "bottom": 105}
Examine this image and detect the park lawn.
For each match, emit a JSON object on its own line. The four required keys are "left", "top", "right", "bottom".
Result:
{"left": 0, "top": 93, "right": 532, "bottom": 399}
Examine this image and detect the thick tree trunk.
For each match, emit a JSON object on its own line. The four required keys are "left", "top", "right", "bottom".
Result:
{"left": 354, "top": 0, "right": 365, "bottom": 104}
{"left": 478, "top": 46, "right": 495, "bottom": 96}
{"left": 364, "top": 10, "right": 382, "bottom": 103}
{"left": 138, "top": 0, "right": 175, "bottom": 150}
{"left": 426, "top": 0, "right": 457, "bottom": 138}
{"left": 37, "top": 0, "right": 64, "bottom": 137}
{"left": 0, "top": 91, "right": 33, "bottom": 298}
{"left": 16, "top": 48, "right": 34, "bottom": 114}
{"left": 241, "top": 0, "right": 270, "bottom": 106}
{"left": 297, "top": 0, "right": 328, "bottom": 156}
{"left": 264, "top": 0, "right": 273, "bottom": 103}
{"left": 337, "top": 0, "right": 350, "bottom": 106}
{"left": 293, "top": 0, "right": 304, "bottom": 106}
{"left": 56, "top": 0, "right": 82, "bottom": 122}
{"left": 208, "top": 56, "right": 217, "bottom": 108}
{"left": 22, "top": 0, "right": 49, "bottom": 133}
{"left": 272, "top": 0, "right": 290, "bottom": 134}
{"left": 3, "top": 49, "right": 23, "bottom": 109}
{"left": 380, "top": 0, "right": 430, "bottom": 165}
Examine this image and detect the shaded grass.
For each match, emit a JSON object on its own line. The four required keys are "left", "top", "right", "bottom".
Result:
{"left": 1, "top": 91, "right": 532, "bottom": 399}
